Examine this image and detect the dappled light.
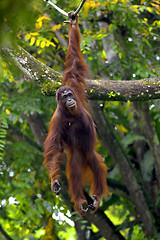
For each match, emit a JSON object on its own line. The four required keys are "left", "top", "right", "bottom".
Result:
{"left": 0, "top": 0, "right": 160, "bottom": 239}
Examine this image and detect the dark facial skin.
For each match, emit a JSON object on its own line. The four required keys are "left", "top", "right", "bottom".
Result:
{"left": 61, "top": 90, "right": 77, "bottom": 112}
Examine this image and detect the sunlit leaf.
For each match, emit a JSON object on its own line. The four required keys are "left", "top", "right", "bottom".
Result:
{"left": 35, "top": 21, "right": 42, "bottom": 29}
{"left": 25, "top": 33, "right": 31, "bottom": 41}
{"left": 146, "top": 7, "right": 152, "bottom": 13}
{"left": 52, "top": 24, "right": 61, "bottom": 32}
{"left": 6, "top": 109, "right": 10, "bottom": 115}
{"left": 116, "top": 124, "right": 128, "bottom": 134}
{"left": 30, "top": 37, "right": 36, "bottom": 46}
{"left": 40, "top": 40, "right": 46, "bottom": 48}
{"left": 30, "top": 32, "right": 39, "bottom": 36}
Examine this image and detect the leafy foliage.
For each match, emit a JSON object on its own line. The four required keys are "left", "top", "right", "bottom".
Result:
{"left": 0, "top": 0, "right": 160, "bottom": 239}
{"left": 0, "top": 105, "right": 8, "bottom": 161}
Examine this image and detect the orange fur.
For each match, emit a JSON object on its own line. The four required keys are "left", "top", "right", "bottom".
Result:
{"left": 62, "top": 17, "right": 89, "bottom": 107}
{"left": 44, "top": 15, "right": 109, "bottom": 216}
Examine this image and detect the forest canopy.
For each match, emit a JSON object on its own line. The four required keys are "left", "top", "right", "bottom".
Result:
{"left": 0, "top": 0, "right": 160, "bottom": 240}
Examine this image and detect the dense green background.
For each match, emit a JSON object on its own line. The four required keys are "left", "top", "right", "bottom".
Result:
{"left": 0, "top": 0, "right": 160, "bottom": 239}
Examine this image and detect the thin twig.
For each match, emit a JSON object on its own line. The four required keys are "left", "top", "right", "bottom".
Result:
{"left": 74, "top": 0, "right": 86, "bottom": 16}
{"left": 44, "top": 0, "right": 68, "bottom": 17}
{"left": 44, "top": 0, "right": 86, "bottom": 18}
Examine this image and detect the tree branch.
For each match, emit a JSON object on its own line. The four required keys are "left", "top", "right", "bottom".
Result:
{"left": 89, "top": 101, "right": 157, "bottom": 237}
{"left": 8, "top": 124, "right": 42, "bottom": 151}
{"left": 74, "top": 0, "right": 86, "bottom": 16}
{"left": 0, "top": 224, "right": 13, "bottom": 240}
{"left": 107, "top": 178, "right": 130, "bottom": 199}
{"left": 44, "top": 0, "right": 86, "bottom": 18}
{"left": 89, "top": 77, "right": 160, "bottom": 101}
{"left": 86, "top": 208, "right": 125, "bottom": 240}
{"left": 1, "top": 46, "right": 62, "bottom": 94}
{"left": 21, "top": 109, "right": 125, "bottom": 240}
{"left": 44, "top": 0, "right": 68, "bottom": 17}
{"left": 134, "top": 102, "right": 160, "bottom": 188}
{"left": 1, "top": 46, "right": 160, "bottom": 101}
{"left": 22, "top": 112, "right": 47, "bottom": 146}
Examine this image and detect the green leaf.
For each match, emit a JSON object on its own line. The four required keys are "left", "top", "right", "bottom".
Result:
{"left": 122, "top": 132, "right": 146, "bottom": 148}
{"left": 141, "top": 150, "right": 154, "bottom": 182}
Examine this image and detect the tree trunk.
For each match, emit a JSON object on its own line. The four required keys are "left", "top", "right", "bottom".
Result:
{"left": 89, "top": 101, "right": 157, "bottom": 237}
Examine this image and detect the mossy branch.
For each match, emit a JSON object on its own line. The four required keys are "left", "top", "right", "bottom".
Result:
{"left": 2, "top": 46, "right": 160, "bottom": 101}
